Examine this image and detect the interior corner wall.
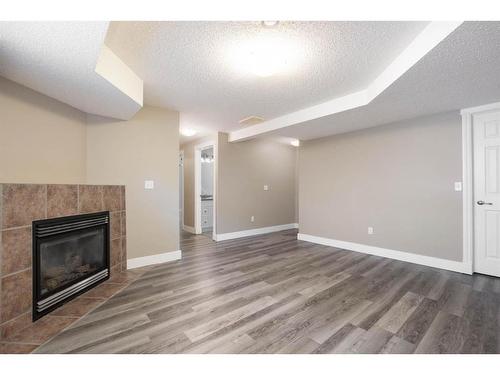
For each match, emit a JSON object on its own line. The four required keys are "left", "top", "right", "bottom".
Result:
{"left": 216, "top": 132, "right": 297, "bottom": 234}
{"left": 299, "top": 111, "right": 463, "bottom": 262}
{"left": 0, "top": 76, "right": 87, "bottom": 184}
{"left": 85, "top": 106, "right": 180, "bottom": 260}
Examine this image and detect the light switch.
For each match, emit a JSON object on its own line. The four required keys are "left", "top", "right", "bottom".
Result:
{"left": 264, "top": 185, "right": 269, "bottom": 191}
{"left": 454, "top": 182, "right": 462, "bottom": 192}
{"left": 144, "top": 180, "right": 155, "bottom": 190}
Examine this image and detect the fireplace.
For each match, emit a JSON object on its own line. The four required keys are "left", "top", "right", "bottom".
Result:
{"left": 32, "top": 211, "right": 110, "bottom": 320}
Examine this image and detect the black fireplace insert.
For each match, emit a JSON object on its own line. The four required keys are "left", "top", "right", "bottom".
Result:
{"left": 32, "top": 211, "right": 110, "bottom": 321}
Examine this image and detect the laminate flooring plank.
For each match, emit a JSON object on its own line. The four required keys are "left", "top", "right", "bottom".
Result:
{"left": 350, "top": 271, "right": 419, "bottom": 330}
{"left": 461, "top": 290, "right": 498, "bottom": 353}
{"left": 207, "top": 333, "right": 256, "bottom": 354}
{"left": 375, "top": 292, "right": 423, "bottom": 333}
{"left": 182, "top": 294, "right": 307, "bottom": 353}
{"left": 415, "top": 311, "right": 469, "bottom": 353}
{"left": 312, "top": 323, "right": 359, "bottom": 354}
{"left": 246, "top": 297, "right": 370, "bottom": 353}
{"left": 184, "top": 296, "right": 277, "bottom": 342}
{"left": 396, "top": 297, "right": 440, "bottom": 345}
{"left": 350, "top": 326, "right": 394, "bottom": 354}
{"left": 379, "top": 335, "right": 415, "bottom": 354}
{"left": 306, "top": 298, "right": 373, "bottom": 344}
{"left": 438, "top": 281, "right": 472, "bottom": 317}
{"left": 275, "top": 336, "right": 320, "bottom": 354}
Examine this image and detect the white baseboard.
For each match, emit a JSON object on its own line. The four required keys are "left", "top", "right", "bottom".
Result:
{"left": 297, "top": 233, "right": 471, "bottom": 274}
{"left": 215, "top": 223, "right": 299, "bottom": 242}
{"left": 182, "top": 225, "right": 196, "bottom": 234}
{"left": 127, "top": 250, "right": 182, "bottom": 269}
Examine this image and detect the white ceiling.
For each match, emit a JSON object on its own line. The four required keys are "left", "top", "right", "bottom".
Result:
{"left": 105, "top": 21, "right": 429, "bottom": 142}
{"left": 0, "top": 22, "right": 142, "bottom": 120}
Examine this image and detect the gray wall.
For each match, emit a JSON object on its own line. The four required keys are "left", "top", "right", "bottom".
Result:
{"left": 217, "top": 133, "right": 297, "bottom": 234}
{"left": 299, "top": 111, "right": 463, "bottom": 261}
{"left": 86, "top": 106, "right": 180, "bottom": 260}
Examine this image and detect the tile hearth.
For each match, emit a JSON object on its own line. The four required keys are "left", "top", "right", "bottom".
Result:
{"left": 0, "top": 268, "right": 148, "bottom": 353}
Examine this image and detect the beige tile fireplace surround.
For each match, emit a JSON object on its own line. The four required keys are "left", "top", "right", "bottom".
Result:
{"left": 0, "top": 183, "right": 129, "bottom": 353}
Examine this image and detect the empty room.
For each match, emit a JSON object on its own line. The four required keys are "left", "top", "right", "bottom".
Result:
{"left": 1, "top": 1, "right": 500, "bottom": 372}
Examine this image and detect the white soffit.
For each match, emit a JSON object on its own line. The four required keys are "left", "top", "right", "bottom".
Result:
{"left": 228, "top": 21, "right": 463, "bottom": 142}
{"left": 0, "top": 22, "right": 143, "bottom": 120}
{"left": 262, "top": 21, "right": 500, "bottom": 141}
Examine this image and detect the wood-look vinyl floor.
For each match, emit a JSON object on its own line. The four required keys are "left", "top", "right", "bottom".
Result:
{"left": 35, "top": 230, "right": 500, "bottom": 354}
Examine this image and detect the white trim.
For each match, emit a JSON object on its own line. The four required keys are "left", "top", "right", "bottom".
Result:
{"left": 127, "top": 250, "right": 181, "bottom": 269}
{"left": 461, "top": 101, "right": 500, "bottom": 115}
{"left": 461, "top": 110, "right": 474, "bottom": 274}
{"left": 298, "top": 233, "right": 470, "bottom": 274}
{"left": 182, "top": 225, "right": 196, "bottom": 234}
{"left": 215, "top": 223, "right": 298, "bottom": 242}
{"left": 228, "top": 21, "right": 463, "bottom": 142}
{"left": 179, "top": 149, "right": 184, "bottom": 229}
{"left": 213, "top": 137, "right": 218, "bottom": 240}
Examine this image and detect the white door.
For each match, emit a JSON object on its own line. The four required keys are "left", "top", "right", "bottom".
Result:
{"left": 473, "top": 109, "right": 500, "bottom": 277}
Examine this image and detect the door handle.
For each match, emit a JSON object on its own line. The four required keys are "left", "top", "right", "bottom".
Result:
{"left": 477, "top": 200, "right": 494, "bottom": 205}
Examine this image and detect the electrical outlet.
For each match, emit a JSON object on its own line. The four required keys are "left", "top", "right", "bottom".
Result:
{"left": 368, "top": 227, "right": 374, "bottom": 235}
{"left": 454, "top": 182, "right": 462, "bottom": 191}
{"left": 263, "top": 185, "right": 269, "bottom": 191}
{"left": 251, "top": 216, "right": 255, "bottom": 222}
{"left": 144, "top": 180, "right": 154, "bottom": 190}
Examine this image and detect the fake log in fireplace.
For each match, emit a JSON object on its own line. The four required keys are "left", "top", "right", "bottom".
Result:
{"left": 32, "top": 212, "right": 110, "bottom": 320}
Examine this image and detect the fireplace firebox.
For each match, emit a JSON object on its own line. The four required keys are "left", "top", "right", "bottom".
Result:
{"left": 32, "top": 211, "right": 110, "bottom": 320}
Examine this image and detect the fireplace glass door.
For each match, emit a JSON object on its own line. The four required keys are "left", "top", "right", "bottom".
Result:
{"left": 38, "top": 227, "right": 106, "bottom": 297}
{"left": 33, "top": 212, "right": 110, "bottom": 320}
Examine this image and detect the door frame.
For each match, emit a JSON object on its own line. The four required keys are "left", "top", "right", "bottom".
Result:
{"left": 194, "top": 140, "right": 217, "bottom": 238}
{"left": 179, "top": 149, "right": 184, "bottom": 228}
{"left": 461, "top": 101, "right": 500, "bottom": 275}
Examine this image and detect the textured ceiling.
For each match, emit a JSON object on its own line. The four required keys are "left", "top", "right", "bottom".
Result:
{"left": 265, "top": 22, "right": 500, "bottom": 140}
{"left": 105, "top": 21, "right": 428, "bottom": 142}
{"left": 0, "top": 22, "right": 142, "bottom": 119}
{"left": 2, "top": 21, "right": 498, "bottom": 144}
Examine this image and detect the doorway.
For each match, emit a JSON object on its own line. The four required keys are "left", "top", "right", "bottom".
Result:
{"left": 463, "top": 103, "right": 500, "bottom": 277}
{"left": 194, "top": 141, "right": 216, "bottom": 240}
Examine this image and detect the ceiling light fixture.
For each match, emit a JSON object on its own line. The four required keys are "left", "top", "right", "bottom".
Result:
{"left": 228, "top": 34, "right": 299, "bottom": 78}
{"left": 291, "top": 139, "right": 300, "bottom": 147}
{"left": 262, "top": 21, "right": 279, "bottom": 27}
{"left": 180, "top": 128, "right": 197, "bottom": 137}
